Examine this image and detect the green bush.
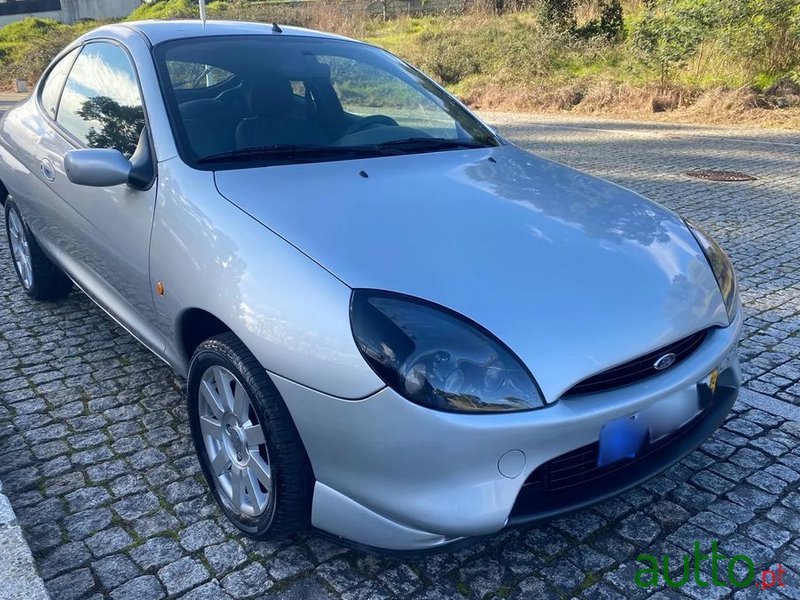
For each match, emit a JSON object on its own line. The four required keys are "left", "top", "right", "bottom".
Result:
{"left": 0, "top": 18, "right": 67, "bottom": 64}
{"left": 626, "top": 0, "right": 799, "bottom": 89}
{"left": 575, "top": 0, "right": 623, "bottom": 40}
{"left": 627, "top": 0, "right": 719, "bottom": 88}
{"left": 128, "top": 0, "right": 197, "bottom": 20}
{"left": 716, "top": 0, "right": 800, "bottom": 79}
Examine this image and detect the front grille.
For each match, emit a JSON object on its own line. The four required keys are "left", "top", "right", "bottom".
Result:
{"left": 563, "top": 329, "right": 708, "bottom": 397}
{"left": 508, "top": 381, "right": 737, "bottom": 526}
{"left": 520, "top": 407, "right": 703, "bottom": 495}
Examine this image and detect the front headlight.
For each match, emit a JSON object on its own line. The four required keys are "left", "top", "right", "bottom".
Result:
{"left": 350, "top": 290, "right": 544, "bottom": 413}
{"left": 686, "top": 220, "right": 738, "bottom": 322}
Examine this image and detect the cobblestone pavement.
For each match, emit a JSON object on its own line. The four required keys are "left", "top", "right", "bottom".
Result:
{"left": 0, "top": 114, "right": 799, "bottom": 600}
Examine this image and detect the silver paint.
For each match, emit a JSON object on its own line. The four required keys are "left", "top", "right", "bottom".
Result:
{"left": 274, "top": 309, "right": 741, "bottom": 548}
{"left": 64, "top": 148, "right": 132, "bottom": 187}
{"left": 0, "top": 20, "right": 742, "bottom": 551}
{"left": 215, "top": 145, "right": 729, "bottom": 401}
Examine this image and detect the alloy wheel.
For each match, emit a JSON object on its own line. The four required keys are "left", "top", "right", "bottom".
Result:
{"left": 198, "top": 365, "right": 272, "bottom": 517}
{"left": 8, "top": 208, "right": 33, "bottom": 290}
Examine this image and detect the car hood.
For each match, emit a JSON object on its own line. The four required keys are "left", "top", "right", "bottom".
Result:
{"left": 214, "top": 144, "right": 729, "bottom": 401}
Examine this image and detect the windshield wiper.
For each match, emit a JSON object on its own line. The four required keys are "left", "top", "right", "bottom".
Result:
{"left": 197, "top": 138, "right": 491, "bottom": 165}
{"left": 197, "top": 144, "right": 380, "bottom": 164}
{"left": 372, "top": 138, "right": 491, "bottom": 152}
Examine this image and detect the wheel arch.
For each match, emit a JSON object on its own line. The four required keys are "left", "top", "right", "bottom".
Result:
{"left": 177, "top": 307, "right": 233, "bottom": 364}
{"left": 0, "top": 177, "right": 8, "bottom": 206}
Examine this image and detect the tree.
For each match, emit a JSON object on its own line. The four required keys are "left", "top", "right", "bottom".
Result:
{"left": 77, "top": 96, "right": 145, "bottom": 157}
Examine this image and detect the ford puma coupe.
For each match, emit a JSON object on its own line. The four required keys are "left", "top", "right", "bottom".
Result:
{"left": 0, "top": 20, "right": 740, "bottom": 551}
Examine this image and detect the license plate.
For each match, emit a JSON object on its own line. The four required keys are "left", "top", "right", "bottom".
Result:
{"left": 598, "top": 367, "right": 719, "bottom": 467}
{"left": 597, "top": 414, "right": 648, "bottom": 467}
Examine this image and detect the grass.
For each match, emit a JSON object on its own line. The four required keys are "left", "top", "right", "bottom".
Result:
{"left": 0, "top": 17, "right": 95, "bottom": 83}
{"left": 354, "top": 11, "right": 800, "bottom": 127}
{"left": 0, "top": 1, "right": 798, "bottom": 127}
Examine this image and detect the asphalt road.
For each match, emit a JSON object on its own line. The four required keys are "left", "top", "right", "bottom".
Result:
{"left": 0, "top": 113, "right": 798, "bottom": 600}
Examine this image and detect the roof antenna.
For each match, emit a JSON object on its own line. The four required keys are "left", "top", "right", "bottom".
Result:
{"left": 198, "top": 0, "right": 207, "bottom": 28}
{"left": 272, "top": 22, "right": 282, "bottom": 33}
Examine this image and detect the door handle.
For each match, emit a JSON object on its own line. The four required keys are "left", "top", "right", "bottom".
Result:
{"left": 40, "top": 158, "right": 55, "bottom": 182}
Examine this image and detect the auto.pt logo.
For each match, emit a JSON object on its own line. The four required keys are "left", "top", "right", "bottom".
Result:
{"left": 635, "top": 541, "right": 789, "bottom": 590}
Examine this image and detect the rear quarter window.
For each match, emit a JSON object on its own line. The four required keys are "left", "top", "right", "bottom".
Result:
{"left": 166, "top": 61, "right": 235, "bottom": 90}
{"left": 40, "top": 47, "right": 80, "bottom": 119}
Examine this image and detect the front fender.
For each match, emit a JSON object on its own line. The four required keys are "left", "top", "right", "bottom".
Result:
{"left": 149, "top": 157, "right": 383, "bottom": 399}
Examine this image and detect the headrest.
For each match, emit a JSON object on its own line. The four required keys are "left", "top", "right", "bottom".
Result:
{"left": 279, "top": 58, "right": 330, "bottom": 80}
{"left": 248, "top": 77, "right": 295, "bottom": 117}
{"left": 179, "top": 99, "right": 225, "bottom": 120}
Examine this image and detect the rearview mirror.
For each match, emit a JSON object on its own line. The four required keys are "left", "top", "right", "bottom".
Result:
{"left": 64, "top": 148, "right": 131, "bottom": 187}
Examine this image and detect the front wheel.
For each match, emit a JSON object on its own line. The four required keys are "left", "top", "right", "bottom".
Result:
{"left": 4, "top": 200, "right": 72, "bottom": 301}
{"left": 187, "top": 332, "right": 313, "bottom": 539}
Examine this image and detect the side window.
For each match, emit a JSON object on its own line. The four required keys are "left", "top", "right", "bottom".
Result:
{"left": 57, "top": 42, "right": 145, "bottom": 158}
{"left": 165, "top": 61, "right": 235, "bottom": 89}
{"left": 40, "top": 47, "right": 79, "bottom": 119}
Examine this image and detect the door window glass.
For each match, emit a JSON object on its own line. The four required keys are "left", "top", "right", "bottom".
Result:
{"left": 57, "top": 42, "right": 145, "bottom": 157}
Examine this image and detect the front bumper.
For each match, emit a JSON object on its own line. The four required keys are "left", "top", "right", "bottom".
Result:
{"left": 272, "top": 311, "right": 742, "bottom": 551}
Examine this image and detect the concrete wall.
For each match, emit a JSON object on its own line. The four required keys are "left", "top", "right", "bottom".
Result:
{"left": 0, "top": 0, "right": 141, "bottom": 26}
{"left": 60, "top": 0, "right": 142, "bottom": 22}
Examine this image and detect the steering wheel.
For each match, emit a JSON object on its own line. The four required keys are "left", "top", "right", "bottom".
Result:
{"left": 345, "top": 115, "right": 399, "bottom": 135}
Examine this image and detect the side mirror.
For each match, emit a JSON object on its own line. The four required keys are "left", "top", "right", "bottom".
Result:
{"left": 64, "top": 148, "right": 131, "bottom": 187}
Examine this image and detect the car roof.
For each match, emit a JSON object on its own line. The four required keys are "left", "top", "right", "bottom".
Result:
{"left": 88, "top": 19, "right": 351, "bottom": 47}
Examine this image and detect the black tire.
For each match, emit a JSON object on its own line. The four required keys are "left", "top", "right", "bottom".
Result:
{"left": 187, "top": 332, "right": 314, "bottom": 539}
{"left": 4, "top": 200, "right": 72, "bottom": 301}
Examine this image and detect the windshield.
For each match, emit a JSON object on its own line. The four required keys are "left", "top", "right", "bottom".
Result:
{"left": 153, "top": 35, "right": 499, "bottom": 169}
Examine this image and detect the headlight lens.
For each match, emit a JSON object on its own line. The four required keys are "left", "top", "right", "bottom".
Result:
{"left": 350, "top": 290, "right": 544, "bottom": 413}
{"left": 686, "top": 220, "right": 738, "bottom": 322}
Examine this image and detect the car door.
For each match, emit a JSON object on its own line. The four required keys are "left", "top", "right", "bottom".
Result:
{"left": 36, "top": 40, "right": 162, "bottom": 350}
{"left": 0, "top": 47, "right": 79, "bottom": 247}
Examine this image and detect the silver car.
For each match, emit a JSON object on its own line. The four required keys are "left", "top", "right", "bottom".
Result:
{"left": 0, "top": 20, "right": 741, "bottom": 551}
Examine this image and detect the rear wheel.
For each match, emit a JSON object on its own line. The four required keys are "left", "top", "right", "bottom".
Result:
{"left": 187, "top": 332, "right": 313, "bottom": 539}
{"left": 4, "top": 200, "right": 72, "bottom": 301}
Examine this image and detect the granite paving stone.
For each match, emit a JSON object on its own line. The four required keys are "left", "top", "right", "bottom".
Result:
{"left": 1, "top": 114, "right": 798, "bottom": 599}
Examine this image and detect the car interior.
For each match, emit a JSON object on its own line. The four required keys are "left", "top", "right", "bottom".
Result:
{"left": 160, "top": 39, "right": 485, "bottom": 163}
{"left": 178, "top": 67, "right": 331, "bottom": 155}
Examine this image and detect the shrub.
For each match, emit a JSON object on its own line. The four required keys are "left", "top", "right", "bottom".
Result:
{"left": 598, "top": 0, "right": 623, "bottom": 39}
{"left": 545, "top": 0, "right": 575, "bottom": 29}
{"left": 575, "top": 0, "right": 623, "bottom": 40}
{"left": 715, "top": 0, "right": 800, "bottom": 79}
{"left": 627, "top": 0, "right": 719, "bottom": 88}
{"left": 127, "top": 0, "right": 197, "bottom": 20}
